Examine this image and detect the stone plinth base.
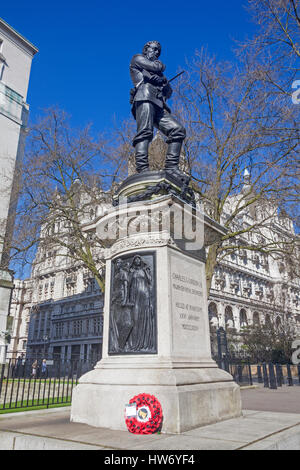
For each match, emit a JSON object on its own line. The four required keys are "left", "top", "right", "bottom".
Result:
{"left": 71, "top": 360, "right": 241, "bottom": 433}
{"left": 71, "top": 195, "right": 242, "bottom": 433}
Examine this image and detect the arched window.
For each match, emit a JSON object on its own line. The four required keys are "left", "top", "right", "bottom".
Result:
{"left": 225, "top": 306, "right": 234, "bottom": 329}
{"left": 265, "top": 314, "right": 271, "bottom": 326}
{"left": 208, "top": 302, "right": 219, "bottom": 327}
{"left": 240, "top": 309, "right": 248, "bottom": 327}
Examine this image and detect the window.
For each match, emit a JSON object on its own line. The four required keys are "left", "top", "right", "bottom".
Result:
{"left": 225, "top": 306, "right": 234, "bottom": 329}
{"left": 0, "top": 39, "right": 5, "bottom": 80}
{"left": 93, "top": 317, "right": 101, "bottom": 334}
{"left": 73, "top": 320, "right": 82, "bottom": 337}
{"left": 55, "top": 322, "right": 64, "bottom": 338}
{"left": 240, "top": 309, "right": 248, "bottom": 327}
{"left": 253, "top": 312, "right": 260, "bottom": 325}
{"left": 50, "top": 281, "right": 55, "bottom": 296}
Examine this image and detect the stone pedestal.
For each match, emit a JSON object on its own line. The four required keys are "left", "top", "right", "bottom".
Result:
{"left": 71, "top": 195, "right": 241, "bottom": 433}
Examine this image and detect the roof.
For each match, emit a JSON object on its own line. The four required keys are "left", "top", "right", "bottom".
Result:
{"left": 0, "top": 17, "right": 38, "bottom": 55}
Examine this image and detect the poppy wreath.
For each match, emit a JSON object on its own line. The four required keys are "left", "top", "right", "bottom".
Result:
{"left": 125, "top": 393, "right": 163, "bottom": 434}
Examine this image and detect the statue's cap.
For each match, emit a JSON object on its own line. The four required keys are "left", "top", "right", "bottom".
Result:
{"left": 143, "top": 40, "right": 161, "bottom": 56}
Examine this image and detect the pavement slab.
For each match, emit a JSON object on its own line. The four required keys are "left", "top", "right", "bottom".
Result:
{"left": 241, "top": 385, "right": 300, "bottom": 414}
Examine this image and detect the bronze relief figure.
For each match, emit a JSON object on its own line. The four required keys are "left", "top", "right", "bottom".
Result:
{"left": 108, "top": 253, "right": 157, "bottom": 355}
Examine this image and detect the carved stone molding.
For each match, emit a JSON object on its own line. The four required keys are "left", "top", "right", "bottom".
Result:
{"left": 104, "top": 233, "right": 176, "bottom": 259}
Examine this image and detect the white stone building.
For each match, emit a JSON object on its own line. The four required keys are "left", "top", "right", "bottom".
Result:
{"left": 208, "top": 174, "right": 300, "bottom": 354}
{"left": 8, "top": 248, "right": 105, "bottom": 361}
{"left": 7, "top": 186, "right": 110, "bottom": 361}
{"left": 0, "top": 18, "right": 38, "bottom": 363}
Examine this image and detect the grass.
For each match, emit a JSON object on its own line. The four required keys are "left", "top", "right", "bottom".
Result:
{"left": 0, "top": 396, "right": 72, "bottom": 414}
{"left": 1, "top": 378, "right": 77, "bottom": 384}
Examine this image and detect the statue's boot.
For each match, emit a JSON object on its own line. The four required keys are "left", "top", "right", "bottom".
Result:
{"left": 165, "top": 141, "right": 182, "bottom": 172}
{"left": 135, "top": 140, "right": 150, "bottom": 173}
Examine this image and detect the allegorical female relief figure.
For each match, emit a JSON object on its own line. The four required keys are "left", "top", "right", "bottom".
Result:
{"left": 110, "top": 258, "right": 131, "bottom": 352}
{"left": 128, "top": 255, "right": 155, "bottom": 352}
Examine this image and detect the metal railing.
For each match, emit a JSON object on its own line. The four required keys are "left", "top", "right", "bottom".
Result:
{"left": 216, "top": 357, "right": 300, "bottom": 389}
{"left": 0, "top": 356, "right": 99, "bottom": 412}
{"left": 2, "top": 355, "right": 299, "bottom": 413}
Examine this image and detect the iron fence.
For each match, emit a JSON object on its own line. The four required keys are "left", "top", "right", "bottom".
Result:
{"left": 216, "top": 357, "right": 300, "bottom": 389}
{"left": 0, "top": 356, "right": 99, "bottom": 412}
{"left": 1, "top": 355, "right": 299, "bottom": 413}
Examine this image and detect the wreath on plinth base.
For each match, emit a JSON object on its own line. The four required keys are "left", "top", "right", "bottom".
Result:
{"left": 125, "top": 393, "right": 163, "bottom": 434}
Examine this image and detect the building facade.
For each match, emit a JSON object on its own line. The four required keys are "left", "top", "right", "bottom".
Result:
{"left": 0, "top": 18, "right": 37, "bottom": 363}
{"left": 8, "top": 256, "right": 104, "bottom": 361}
{"left": 207, "top": 177, "right": 300, "bottom": 355}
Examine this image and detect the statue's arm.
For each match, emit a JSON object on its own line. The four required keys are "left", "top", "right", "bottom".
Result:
{"left": 145, "top": 266, "right": 152, "bottom": 285}
{"left": 122, "top": 279, "right": 129, "bottom": 306}
{"left": 131, "top": 54, "right": 166, "bottom": 74}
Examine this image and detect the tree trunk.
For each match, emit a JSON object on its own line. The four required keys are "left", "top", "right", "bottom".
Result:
{"left": 205, "top": 243, "right": 219, "bottom": 297}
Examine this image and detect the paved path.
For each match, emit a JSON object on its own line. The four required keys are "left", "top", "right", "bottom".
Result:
{"left": 241, "top": 385, "right": 300, "bottom": 414}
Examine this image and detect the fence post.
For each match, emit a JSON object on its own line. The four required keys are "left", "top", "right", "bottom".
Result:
{"left": 298, "top": 364, "right": 300, "bottom": 386}
{"left": 0, "top": 362, "right": 5, "bottom": 397}
{"left": 262, "top": 362, "right": 269, "bottom": 388}
{"left": 275, "top": 364, "right": 283, "bottom": 387}
{"left": 224, "top": 356, "right": 230, "bottom": 373}
{"left": 238, "top": 365, "right": 243, "bottom": 384}
{"left": 286, "top": 364, "right": 294, "bottom": 387}
{"left": 257, "top": 365, "right": 263, "bottom": 384}
{"left": 248, "top": 361, "right": 253, "bottom": 386}
{"left": 268, "top": 363, "right": 277, "bottom": 389}
{"left": 287, "top": 364, "right": 294, "bottom": 386}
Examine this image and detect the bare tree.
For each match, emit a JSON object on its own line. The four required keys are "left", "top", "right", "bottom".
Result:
{"left": 245, "top": 0, "right": 300, "bottom": 61}
{"left": 173, "top": 50, "right": 299, "bottom": 293}
{"left": 238, "top": 0, "right": 300, "bottom": 99}
{"left": 8, "top": 108, "right": 131, "bottom": 291}
{"left": 239, "top": 319, "right": 296, "bottom": 362}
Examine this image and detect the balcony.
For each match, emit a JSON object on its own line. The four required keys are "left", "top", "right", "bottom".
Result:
{"left": 0, "top": 82, "right": 25, "bottom": 123}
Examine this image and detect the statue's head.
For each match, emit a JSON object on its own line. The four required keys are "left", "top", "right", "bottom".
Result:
{"left": 115, "top": 258, "right": 122, "bottom": 269}
{"left": 143, "top": 41, "right": 161, "bottom": 60}
{"left": 132, "top": 255, "right": 142, "bottom": 267}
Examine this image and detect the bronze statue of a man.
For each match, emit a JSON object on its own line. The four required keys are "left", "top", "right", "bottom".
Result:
{"left": 130, "top": 41, "right": 186, "bottom": 173}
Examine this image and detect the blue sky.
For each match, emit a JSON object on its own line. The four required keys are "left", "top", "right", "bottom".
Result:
{"left": 1, "top": 0, "right": 257, "bottom": 132}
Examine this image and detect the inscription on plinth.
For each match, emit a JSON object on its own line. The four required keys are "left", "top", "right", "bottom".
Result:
{"left": 170, "top": 251, "right": 207, "bottom": 356}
